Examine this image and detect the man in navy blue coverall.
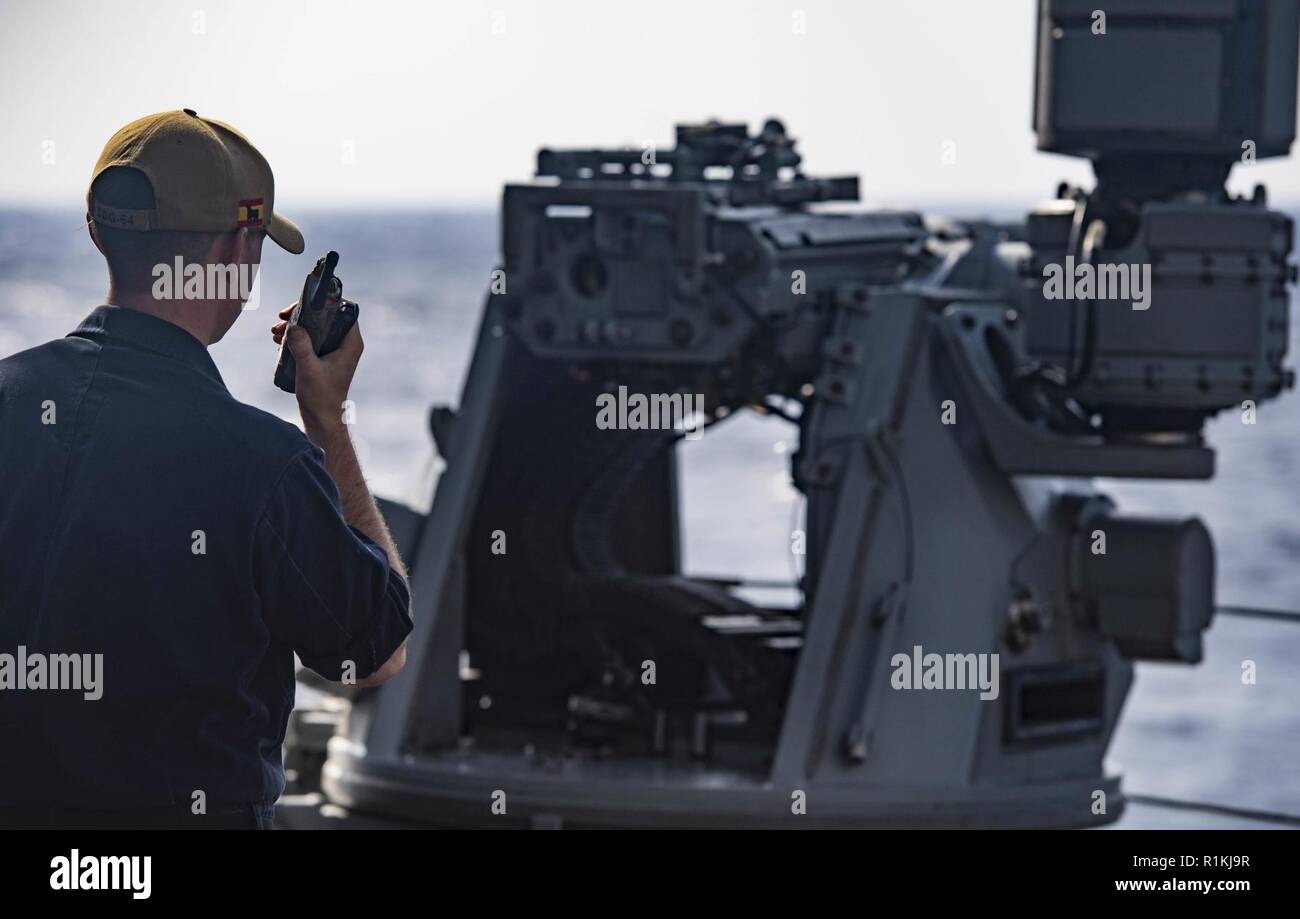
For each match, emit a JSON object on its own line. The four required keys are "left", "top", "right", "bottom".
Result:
{"left": 0, "top": 110, "right": 413, "bottom": 829}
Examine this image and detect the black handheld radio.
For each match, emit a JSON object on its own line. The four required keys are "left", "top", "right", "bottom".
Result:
{"left": 274, "top": 250, "right": 360, "bottom": 394}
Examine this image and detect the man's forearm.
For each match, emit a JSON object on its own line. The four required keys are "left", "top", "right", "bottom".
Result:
{"left": 304, "top": 416, "right": 408, "bottom": 583}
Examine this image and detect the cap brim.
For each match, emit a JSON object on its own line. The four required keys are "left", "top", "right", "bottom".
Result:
{"left": 267, "top": 212, "right": 304, "bottom": 254}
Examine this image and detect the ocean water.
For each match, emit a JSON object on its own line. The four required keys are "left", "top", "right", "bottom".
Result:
{"left": 2, "top": 207, "right": 1298, "bottom": 828}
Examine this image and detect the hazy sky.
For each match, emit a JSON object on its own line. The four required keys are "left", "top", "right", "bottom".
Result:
{"left": 2, "top": 0, "right": 1297, "bottom": 210}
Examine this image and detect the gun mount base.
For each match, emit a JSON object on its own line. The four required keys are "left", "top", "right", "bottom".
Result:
{"left": 321, "top": 744, "right": 1124, "bottom": 829}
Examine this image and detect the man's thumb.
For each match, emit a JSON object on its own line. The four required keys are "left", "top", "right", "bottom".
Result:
{"left": 286, "top": 326, "right": 314, "bottom": 360}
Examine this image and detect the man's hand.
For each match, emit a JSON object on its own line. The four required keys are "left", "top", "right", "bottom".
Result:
{"left": 271, "top": 301, "right": 410, "bottom": 689}
{"left": 271, "top": 301, "right": 363, "bottom": 433}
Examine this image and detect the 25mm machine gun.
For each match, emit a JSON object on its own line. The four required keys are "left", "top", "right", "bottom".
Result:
{"left": 292, "top": 0, "right": 1300, "bottom": 828}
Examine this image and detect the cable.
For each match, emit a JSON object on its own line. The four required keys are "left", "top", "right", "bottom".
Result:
{"left": 1066, "top": 218, "right": 1107, "bottom": 388}
{"left": 877, "top": 436, "right": 915, "bottom": 585}
{"left": 1062, "top": 196, "right": 1088, "bottom": 386}
{"left": 1126, "top": 793, "right": 1300, "bottom": 828}
{"left": 1217, "top": 605, "right": 1300, "bottom": 624}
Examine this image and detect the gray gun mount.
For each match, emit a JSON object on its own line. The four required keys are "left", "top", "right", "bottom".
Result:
{"left": 301, "top": 1, "right": 1298, "bottom": 828}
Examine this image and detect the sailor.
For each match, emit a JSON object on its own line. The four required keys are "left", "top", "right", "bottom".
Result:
{"left": 0, "top": 110, "right": 412, "bottom": 829}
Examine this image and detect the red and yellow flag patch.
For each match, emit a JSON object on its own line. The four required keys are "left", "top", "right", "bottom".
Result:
{"left": 237, "top": 197, "right": 265, "bottom": 227}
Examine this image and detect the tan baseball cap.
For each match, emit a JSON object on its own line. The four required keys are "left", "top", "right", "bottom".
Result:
{"left": 88, "top": 109, "right": 304, "bottom": 254}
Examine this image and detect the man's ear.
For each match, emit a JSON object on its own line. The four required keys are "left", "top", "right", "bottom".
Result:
{"left": 228, "top": 226, "right": 264, "bottom": 266}
{"left": 206, "top": 229, "right": 238, "bottom": 266}
{"left": 86, "top": 215, "right": 106, "bottom": 256}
